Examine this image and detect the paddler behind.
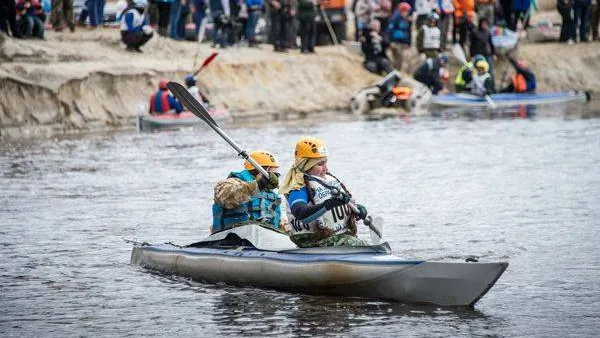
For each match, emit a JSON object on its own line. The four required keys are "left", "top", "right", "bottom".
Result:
{"left": 212, "top": 151, "right": 283, "bottom": 234}
{"left": 280, "top": 137, "right": 368, "bottom": 248}
{"left": 499, "top": 56, "right": 537, "bottom": 94}
{"left": 470, "top": 59, "right": 495, "bottom": 96}
{"left": 149, "top": 79, "right": 184, "bottom": 115}
{"left": 185, "top": 75, "right": 210, "bottom": 106}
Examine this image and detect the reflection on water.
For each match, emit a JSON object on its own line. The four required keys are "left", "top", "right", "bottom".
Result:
{"left": 1, "top": 112, "right": 599, "bottom": 337}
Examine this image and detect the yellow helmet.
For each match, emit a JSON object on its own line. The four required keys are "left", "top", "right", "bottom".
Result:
{"left": 475, "top": 60, "right": 489, "bottom": 73}
{"left": 295, "top": 137, "right": 328, "bottom": 159}
{"left": 243, "top": 150, "right": 279, "bottom": 170}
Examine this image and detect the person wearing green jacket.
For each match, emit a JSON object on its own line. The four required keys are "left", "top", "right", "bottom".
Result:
{"left": 297, "top": 0, "right": 317, "bottom": 53}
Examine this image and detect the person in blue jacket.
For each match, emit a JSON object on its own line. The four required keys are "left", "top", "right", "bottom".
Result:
{"left": 120, "top": 0, "right": 154, "bottom": 52}
{"left": 509, "top": 0, "right": 531, "bottom": 30}
{"left": 149, "top": 79, "right": 184, "bottom": 114}
{"left": 387, "top": 2, "right": 412, "bottom": 70}
{"left": 245, "top": 0, "right": 263, "bottom": 46}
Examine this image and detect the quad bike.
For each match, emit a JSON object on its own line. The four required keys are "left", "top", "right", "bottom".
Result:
{"left": 350, "top": 71, "right": 415, "bottom": 116}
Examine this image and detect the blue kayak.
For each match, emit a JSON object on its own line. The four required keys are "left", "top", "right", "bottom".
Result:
{"left": 430, "top": 91, "right": 589, "bottom": 108}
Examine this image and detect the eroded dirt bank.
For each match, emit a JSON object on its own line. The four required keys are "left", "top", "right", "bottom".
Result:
{"left": 1, "top": 25, "right": 599, "bottom": 139}
{"left": 0, "top": 29, "right": 381, "bottom": 139}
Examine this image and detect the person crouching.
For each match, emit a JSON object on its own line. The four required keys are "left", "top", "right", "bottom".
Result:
{"left": 120, "top": 0, "right": 153, "bottom": 53}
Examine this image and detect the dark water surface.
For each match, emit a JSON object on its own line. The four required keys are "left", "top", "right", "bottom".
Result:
{"left": 1, "top": 116, "right": 599, "bottom": 337}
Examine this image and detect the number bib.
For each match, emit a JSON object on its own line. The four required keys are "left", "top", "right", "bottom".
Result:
{"left": 287, "top": 174, "right": 351, "bottom": 236}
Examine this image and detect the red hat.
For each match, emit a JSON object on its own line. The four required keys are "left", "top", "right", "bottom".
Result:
{"left": 158, "top": 79, "right": 169, "bottom": 90}
{"left": 398, "top": 2, "right": 411, "bottom": 13}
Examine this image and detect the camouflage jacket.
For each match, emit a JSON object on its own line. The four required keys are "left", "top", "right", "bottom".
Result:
{"left": 214, "top": 177, "right": 259, "bottom": 210}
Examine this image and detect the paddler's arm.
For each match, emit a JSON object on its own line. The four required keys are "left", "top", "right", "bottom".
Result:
{"left": 214, "top": 178, "right": 259, "bottom": 209}
{"left": 288, "top": 189, "right": 348, "bottom": 223}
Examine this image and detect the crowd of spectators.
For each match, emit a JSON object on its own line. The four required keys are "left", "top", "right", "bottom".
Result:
{"left": 0, "top": 0, "right": 598, "bottom": 52}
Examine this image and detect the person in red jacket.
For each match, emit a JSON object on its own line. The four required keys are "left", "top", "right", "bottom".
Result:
{"left": 149, "top": 79, "right": 184, "bottom": 114}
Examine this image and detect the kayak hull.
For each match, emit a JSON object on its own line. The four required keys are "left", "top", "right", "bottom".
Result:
{"left": 137, "top": 110, "right": 229, "bottom": 131}
{"left": 131, "top": 243, "right": 508, "bottom": 307}
{"left": 430, "top": 91, "right": 588, "bottom": 109}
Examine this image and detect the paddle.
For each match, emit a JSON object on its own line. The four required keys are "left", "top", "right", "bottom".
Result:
{"left": 193, "top": 51, "right": 219, "bottom": 77}
{"left": 451, "top": 44, "right": 497, "bottom": 109}
{"left": 166, "top": 81, "right": 269, "bottom": 177}
{"left": 167, "top": 80, "right": 383, "bottom": 244}
{"left": 319, "top": 7, "right": 339, "bottom": 45}
{"left": 304, "top": 174, "right": 383, "bottom": 244}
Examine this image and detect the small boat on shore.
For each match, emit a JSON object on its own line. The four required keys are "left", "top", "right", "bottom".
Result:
{"left": 137, "top": 109, "right": 230, "bottom": 131}
{"left": 430, "top": 91, "right": 590, "bottom": 109}
{"left": 130, "top": 224, "right": 508, "bottom": 307}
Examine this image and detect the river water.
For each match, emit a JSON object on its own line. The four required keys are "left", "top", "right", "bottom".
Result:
{"left": 1, "top": 114, "right": 599, "bottom": 337}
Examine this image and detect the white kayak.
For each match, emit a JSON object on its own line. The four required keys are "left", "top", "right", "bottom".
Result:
{"left": 130, "top": 224, "right": 508, "bottom": 307}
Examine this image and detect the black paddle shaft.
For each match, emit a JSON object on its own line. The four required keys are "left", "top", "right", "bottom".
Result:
{"left": 166, "top": 81, "right": 269, "bottom": 177}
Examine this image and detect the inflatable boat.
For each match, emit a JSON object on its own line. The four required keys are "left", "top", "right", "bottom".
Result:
{"left": 137, "top": 109, "right": 230, "bottom": 131}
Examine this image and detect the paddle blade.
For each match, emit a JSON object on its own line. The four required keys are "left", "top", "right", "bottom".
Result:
{"left": 484, "top": 94, "right": 498, "bottom": 109}
{"left": 366, "top": 216, "right": 383, "bottom": 245}
{"left": 451, "top": 43, "right": 468, "bottom": 65}
{"left": 194, "top": 52, "right": 218, "bottom": 75}
{"left": 166, "top": 81, "right": 219, "bottom": 127}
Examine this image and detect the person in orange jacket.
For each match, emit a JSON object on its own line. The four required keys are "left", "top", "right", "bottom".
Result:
{"left": 453, "top": 0, "right": 475, "bottom": 46}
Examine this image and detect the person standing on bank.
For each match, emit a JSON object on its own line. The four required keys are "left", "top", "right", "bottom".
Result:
{"left": 212, "top": 151, "right": 282, "bottom": 234}
{"left": 267, "top": 0, "right": 295, "bottom": 52}
{"left": 297, "top": 0, "right": 317, "bottom": 53}
{"left": 280, "top": 137, "right": 368, "bottom": 248}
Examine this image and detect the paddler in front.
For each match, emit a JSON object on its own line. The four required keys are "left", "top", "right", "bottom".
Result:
{"left": 470, "top": 59, "right": 495, "bottom": 96}
{"left": 149, "top": 79, "right": 184, "bottom": 115}
{"left": 280, "top": 137, "right": 369, "bottom": 248}
{"left": 211, "top": 151, "right": 283, "bottom": 234}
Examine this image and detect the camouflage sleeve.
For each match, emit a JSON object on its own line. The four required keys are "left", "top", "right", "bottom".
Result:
{"left": 214, "top": 177, "right": 259, "bottom": 209}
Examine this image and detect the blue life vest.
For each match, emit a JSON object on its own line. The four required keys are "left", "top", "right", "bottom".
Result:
{"left": 211, "top": 170, "right": 281, "bottom": 233}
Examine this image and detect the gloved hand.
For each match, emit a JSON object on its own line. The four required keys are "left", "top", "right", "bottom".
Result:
{"left": 257, "top": 172, "right": 279, "bottom": 190}
{"left": 323, "top": 192, "right": 351, "bottom": 210}
{"left": 355, "top": 204, "right": 368, "bottom": 220}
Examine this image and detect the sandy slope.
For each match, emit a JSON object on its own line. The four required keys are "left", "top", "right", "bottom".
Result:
{"left": 0, "top": 29, "right": 380, "bottom": 138}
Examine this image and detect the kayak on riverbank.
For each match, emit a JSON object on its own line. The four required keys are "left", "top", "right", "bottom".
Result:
{"left": 130, "top": 223, "right": 508, "bottom": 307}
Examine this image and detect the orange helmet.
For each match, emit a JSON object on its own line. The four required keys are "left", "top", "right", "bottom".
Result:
{"left": 243, "top": 150, "right": 279, "bottom": 170}
{"left": 158, "top": 79, "right": 169, "bottom": 90}
{"left": 295, "top": 137, "right": 328, "bottom": 159}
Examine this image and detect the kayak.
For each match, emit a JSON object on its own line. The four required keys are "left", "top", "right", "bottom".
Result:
{"left": 526, "top": 21, "right": 560, "bottom": 43}
{"left": 430, "top": 91, "right": 589, "bottom": 109}
{"left": 130, "top": 224, "right": 508, "bottom": 307}
{"left": 137, "top": 109, "right": 230, "bottom": 131}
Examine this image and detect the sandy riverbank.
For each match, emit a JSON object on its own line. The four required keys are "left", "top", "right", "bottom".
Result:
{"left": 1, "top": 13, "right": 599, "bottom": 139}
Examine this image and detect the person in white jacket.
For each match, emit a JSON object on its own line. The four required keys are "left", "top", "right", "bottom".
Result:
{"left": 119, "top": 0, "right": 153, "bottom": 52}
{"left": 414, "top": 0, "right": 438, "bottom": 28}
